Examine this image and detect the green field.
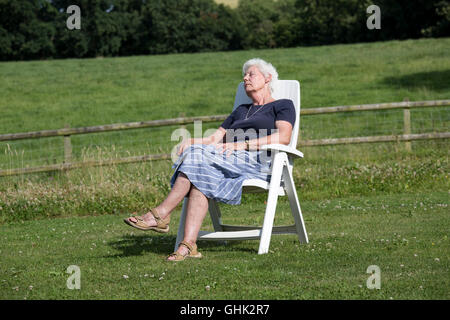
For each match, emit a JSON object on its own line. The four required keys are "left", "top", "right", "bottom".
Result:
{"left": 0, "top": 38, "right": 449, "bottom": 168}
{"left": 0, "top": 38, "right": 449, "bottom": 300}
{"left": 1, "top": 38, "right": 449, "bottom": 132}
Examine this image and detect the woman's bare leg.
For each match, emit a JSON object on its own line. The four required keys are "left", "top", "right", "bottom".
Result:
{"left": 167, "top": 185, "right": 209, "bottom": 260}
{"left": 126, "top": 171, "right": 210, "bottom": 259}
{"left": 127, "top": 172, "right": 191, "bottom": 225}
{"left": 154, "top": 172, "right": 191, "bottom": 218}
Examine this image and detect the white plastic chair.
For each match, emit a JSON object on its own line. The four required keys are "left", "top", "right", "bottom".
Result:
{"left": 174, "top": 80, "right": 308, "bottom": 254}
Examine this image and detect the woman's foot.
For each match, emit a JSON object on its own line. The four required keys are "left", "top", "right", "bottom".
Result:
{"left": 127, "top": 211, "right": 157, "bottom": 228}
{"left": 166, "top": 245, "right": 190, "bottom": 261}
{"left": 124, "top": 208, "right": 170, "bottom": 233}
{"left": 166, "top": 240, "right": 201, "bottom": 261}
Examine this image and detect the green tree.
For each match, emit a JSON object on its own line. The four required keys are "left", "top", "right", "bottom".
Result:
{"left": 142, "top": 0, "right": 244, "bottom": 54}
{"left": 52, "top": 0, "right": 127, "bottom": 58}
{"left": 237, "top": 0, "right": 279, "bottom": 49}
{"left": 292, "top": 0, "right": 367, "bottom": 46}
{"left": 0, "top": 0, "right": 57, "bottom": 60}
{"left": 420, "top": 1, "right": 450, "bottom": 37}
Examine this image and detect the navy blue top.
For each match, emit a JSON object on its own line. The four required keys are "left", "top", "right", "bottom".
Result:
{"left": 220, "top": 99, "right": 296, "bottom": 142}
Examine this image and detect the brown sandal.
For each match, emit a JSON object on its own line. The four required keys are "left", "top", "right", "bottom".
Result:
{"left": 123, "top": 208, "right": 170, "bottom": 233}
{"left": 166, "top": 240, "right": 202, "bottom": 261}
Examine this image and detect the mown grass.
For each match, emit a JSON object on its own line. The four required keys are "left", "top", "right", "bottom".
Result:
{"left": 0, "top": 192, "right": 448, "bottom": 300}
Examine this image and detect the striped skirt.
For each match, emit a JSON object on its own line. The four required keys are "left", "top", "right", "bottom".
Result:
{"left": 170, "top": 144, "right": 272, "bottom": 205}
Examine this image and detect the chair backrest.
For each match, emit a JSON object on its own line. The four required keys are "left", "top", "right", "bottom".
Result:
{"left": 232, "top": 80, "right": 301, "bottom": 149}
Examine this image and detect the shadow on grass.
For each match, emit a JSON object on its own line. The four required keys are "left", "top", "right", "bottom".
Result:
{"left": 106, "top": 234, "right": 256, "bottom": 258}
{"left": 382, "top": 70, "right": 450, "bottom": 92}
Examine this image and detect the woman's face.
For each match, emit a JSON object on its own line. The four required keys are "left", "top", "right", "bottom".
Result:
{"left": 243, "top": 65, "right": 269, "bottom": 93}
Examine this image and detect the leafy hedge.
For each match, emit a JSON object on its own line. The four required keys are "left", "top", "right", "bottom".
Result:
{"left": 0, "top": 0, "right": 448, "bottom": 61}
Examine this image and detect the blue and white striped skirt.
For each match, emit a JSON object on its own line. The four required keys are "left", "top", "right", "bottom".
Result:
{"left": 170, "top": 144, "right": 272, "bottom": 205}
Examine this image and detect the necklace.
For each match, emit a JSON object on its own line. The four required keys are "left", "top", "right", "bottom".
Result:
{"left": 244, "top": 103, "right": 267, "bottom": 120}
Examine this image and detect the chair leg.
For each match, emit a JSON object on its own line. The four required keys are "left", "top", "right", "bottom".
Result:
{"left": 282, "top": 165, "right": 309, "bottom": 244}
{"left": 258, "top": 152, "right": 285, "bottom": 254}
{"left": 208, "top": 198, "right": 223, "bottom": 232}
{"left": 174, "top": 197, "right": 189, "bottom": 251}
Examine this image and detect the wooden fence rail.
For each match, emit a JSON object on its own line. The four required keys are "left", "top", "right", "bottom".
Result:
{"left": 1, "top": 99, "right": 449, "bottom": 142}
{"left": 0, "top": 99, "right": 449, "bottom": 177}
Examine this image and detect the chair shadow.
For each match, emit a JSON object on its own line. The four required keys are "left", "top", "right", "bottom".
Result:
{"left": 106, "top": 233, "right": 256, "bottom": 258}
{"left": 381, "top": 70, "right": 450, "bottom": 92}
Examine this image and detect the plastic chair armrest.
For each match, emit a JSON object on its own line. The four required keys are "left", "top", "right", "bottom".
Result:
{"left": 260, "top": 144, "right": 304, "bottom": 158}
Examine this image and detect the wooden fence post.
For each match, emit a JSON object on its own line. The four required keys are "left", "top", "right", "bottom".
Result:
{"left": 403, "top": 98, "right": 412, "bottom": 152}
{"left": 64, "top": 124, "right": 72, "bottom": 164}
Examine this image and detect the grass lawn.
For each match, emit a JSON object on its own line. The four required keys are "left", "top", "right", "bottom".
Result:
{"left": 0, "top": 192, "right": 448, "bottom": 300}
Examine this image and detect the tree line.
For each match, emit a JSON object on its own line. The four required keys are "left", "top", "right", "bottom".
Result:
{"left": 0, "top": 0, "right": 448, "bottom": 61}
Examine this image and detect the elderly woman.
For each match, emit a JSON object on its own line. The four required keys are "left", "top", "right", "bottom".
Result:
{"left": 124, "top": 58, "right": 296, "bottom": 261}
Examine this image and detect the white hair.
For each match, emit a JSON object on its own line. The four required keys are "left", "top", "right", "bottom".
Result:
{"left": 242, "top": 58, "right": 278, "bottom": 93}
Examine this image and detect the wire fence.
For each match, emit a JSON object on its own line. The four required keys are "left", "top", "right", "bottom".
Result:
{"left": 0, "top": 100, "right": 449, "bottom": 177}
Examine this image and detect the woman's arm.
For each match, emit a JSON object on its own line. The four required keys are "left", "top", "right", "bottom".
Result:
{"left": 216, "top": 120, "right": 293, "bottom": 156}
{"left": 177, "top": 127, "right": 227, "bottom": 155}
{"left": 193, "top": 127, "right": 227, "bottom": 145}
{"left": 247, "top": 120, "right": 292, "bottom": 149}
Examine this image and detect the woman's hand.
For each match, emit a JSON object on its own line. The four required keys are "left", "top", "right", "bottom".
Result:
{"left": 215, "top": 141, "right": 247, "bottom": 157}
{"left": 177, "top": 138, "right": 192, "bottom": 155}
